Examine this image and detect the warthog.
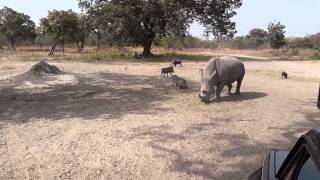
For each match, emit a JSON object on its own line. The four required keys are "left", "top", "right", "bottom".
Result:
{"left": 199, "top": 56, "right": 245, "bottom": 102}
{"left": 161, "top": 66, "right": 174, "bottom": 77}
{"left": 172, "top": 75, "right": 187, "bottom": 89}
{"left": 282, "top": 71, "right": 288, "bottom": 79}
{"left": 172, "top": 59, "right": 182, "bottom": 67}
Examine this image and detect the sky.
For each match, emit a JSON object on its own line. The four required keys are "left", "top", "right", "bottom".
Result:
{"left": 1, "top": 0, "right": 320, "bottom": 38}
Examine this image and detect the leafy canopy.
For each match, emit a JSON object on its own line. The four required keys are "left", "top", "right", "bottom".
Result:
{"left": 268, "top": 21, "right": 286, "bottom": 49}
{"left": 40, "top": 10, "right": 79, "bottom": 45}
{"left": 0, "top": 7, "right": 36, "bottom": 49}
{"left": 79, "top": 0, "right": 242, "bottom": 56}
{"left": 248, "top": 28, "right": 268, "bottom": 48}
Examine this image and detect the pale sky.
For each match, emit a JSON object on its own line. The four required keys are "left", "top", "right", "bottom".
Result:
{"left": 1, "top": 0, "right": 320, "bottom": 38}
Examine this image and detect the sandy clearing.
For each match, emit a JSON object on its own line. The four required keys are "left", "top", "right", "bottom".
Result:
{"left": 0, "top": 55, "right": 319, "bottom": 180}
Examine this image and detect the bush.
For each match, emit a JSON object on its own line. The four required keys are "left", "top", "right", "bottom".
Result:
{"left": 159, "top": 35, "right": 218, "bottom": 49}
{"left": 309, "top": 33, "right": 320, "bottom": 49}
{"left": 87, "top": 52, "right": 133, "bottom": 61}
{"left": 310, "top": 52, "right": 320, "bottom": 60}
{"left": 287, "top": 37, "right": 313, "bottom": 49}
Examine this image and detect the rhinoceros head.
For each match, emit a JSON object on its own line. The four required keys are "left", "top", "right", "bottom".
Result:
{"left": 199, "top": 69, "right": 217, "bottom": 103}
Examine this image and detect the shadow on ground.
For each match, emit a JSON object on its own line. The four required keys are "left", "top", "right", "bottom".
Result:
{"left": 221, "top": 92, "right": 268, "bottom": 102}
{"left": 269, "top": 100, "right": 320, "bottom": 146}
{"left": 128, "top": 99, "right": 319, "bottom": 179}
{"left": 0, "top": 72, "right": 178, "bottom": 123}
{"left": 129, "top": 121, "right": 269, "bottom": 180}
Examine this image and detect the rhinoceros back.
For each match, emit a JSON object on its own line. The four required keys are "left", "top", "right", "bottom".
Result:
{"left": 215, "top": 56, "right": 245, "bottom": 83}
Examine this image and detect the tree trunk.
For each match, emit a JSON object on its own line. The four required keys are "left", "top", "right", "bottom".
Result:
{"left": 142, "top": 35, "right": 155, "bottom": 57}
{"left": 96, "top": 32, "right": 101, "bottom": 51}
{"left": 317, "top": 84, "right": 320, "bottom": 109}
{"left": 77, "top": 42, "right": 81, "bottom": 52}
{"left": 61, "top": 43, "right": 65, "bottom": 53}
{"left": 78, "top": 40, "right": 85, "bottom": 54}
{"left": 10, "top": 38, "right": 16, "bottom": 51}
{"left": 48, "top": 44, "right": 56, "bottom": 56}
{"left": 97, "top": 36, "right": 101, "bottom": 51}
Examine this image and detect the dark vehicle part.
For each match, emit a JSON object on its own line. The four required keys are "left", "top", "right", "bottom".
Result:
{"left": 249, "top": 129, "right": 320, "bottom": 180}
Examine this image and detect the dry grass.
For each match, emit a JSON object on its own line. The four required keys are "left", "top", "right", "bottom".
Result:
{"left": 3, "top": 46, "right": 320, "bottom": 62}
{"left": 0, "top": 50, "right": 319, "bottom": 179}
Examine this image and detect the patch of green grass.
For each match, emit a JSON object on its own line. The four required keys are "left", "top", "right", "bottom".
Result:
{"left": 309, "top": 52, "right": 320, "bottom": 60}
{"left": 153, "top": 51, "right": 211, "bottom": 62}
{"left": 84, "top": 52, "right": 134, "bottom": 61}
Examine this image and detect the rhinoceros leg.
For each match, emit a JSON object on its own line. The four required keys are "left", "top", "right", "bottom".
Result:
{"left": 235, "top": 77, "right": 243, "bottom": 95}
{"left": 216, "top": 82, "right": 227, "bottom": 101}
{"left": 227, "top": 84, "right": 232, "bottom": 95}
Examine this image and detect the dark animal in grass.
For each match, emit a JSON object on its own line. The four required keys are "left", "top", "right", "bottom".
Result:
{"left": 172, "top": 75, "right": 187, "bottom": 89}
{"left": 282, "top": 71, "right": 288, "bottom": 79}
{"left": 199, "top": 56, "right": 245, "bottom": 102}
{"left": 161, "top": 66, "right": 174, "bottom": 77}
{"left": 172, "top": 59, "right": 182, "bottom": 67}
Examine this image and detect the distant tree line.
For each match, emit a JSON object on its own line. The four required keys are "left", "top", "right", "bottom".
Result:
{"left": 1, "top": 5, "right": 320, "bottom": 54}
{"left": 1, "top": 0, "right": 243, "bottom": 56}
{"left": 227, "top": 21, "right": 286, "bottom": 49}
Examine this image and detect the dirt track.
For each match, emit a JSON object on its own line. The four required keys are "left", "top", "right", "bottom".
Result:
{"left": 0, "top": 55, "right": 319, "bottom": 180}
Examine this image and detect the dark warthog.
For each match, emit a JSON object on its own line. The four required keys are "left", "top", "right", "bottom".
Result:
{"left": 161, "top": 66, "right": 174, "bottom": 77}
{"left": 172, "top": 59, "right": 182, "bottom": 67}
{"left": 172, "top": 75, "right": 187, "bottom": 89}
{"left": 199, "top": 56, "right": 245, "bottom": 102}
{"left": 282, "top": 71, "right": 288, "bottom": 79}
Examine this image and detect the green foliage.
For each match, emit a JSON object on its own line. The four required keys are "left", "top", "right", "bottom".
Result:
{"left": 0, "top": 7, "right": 36, "bottom": 50}
{"left": 287, "top": 37, "right": 313, "bottom": 49}
{"left": 310, "top": 51, "right": 320, "bottom": 60}
{"left": 40, "top": 9, "right": 79, "bottom": 52}
{"left": 159, "top": 35, "right": 218, "bottom": 49}
{"left": 309, "top": 33, "right": 320, "bottom": 49}
{"left": 201, "top": 0, "right": 242, "bottom": 40}
{"left": 0, "top": 33, "right": 6, "bottom": 49}
{"left": 160, "top": 36, "right": 184, "bottom": 49}
{"left": 271, "top": 48, "right": 299, "bottom": 57}
{"left": 248, "top": 28, "right": 268, "bottom": 48}
{"left": 230, "top": 36, "right": 264, "bottom": 49}
{"left": 230, "top": 36, "right": 249, "bottom": 49}
{"left": 267, "top": 21, "right": 286, "bottom": 49}
{"left": 79, "top": 0, "right": 242, "bottom": 57}
{"left": 86, "top": 52, "right": 133, "bottom": 61}
{"left": 76, "top": 14, "right": 91, "bottom": 52}
{"left": 34, "top": 26, "right": 53, "bottom": 47}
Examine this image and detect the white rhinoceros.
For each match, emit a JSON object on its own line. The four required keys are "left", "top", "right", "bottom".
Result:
{"left": 199, "top": 56, "right": 245, "bottom": 102}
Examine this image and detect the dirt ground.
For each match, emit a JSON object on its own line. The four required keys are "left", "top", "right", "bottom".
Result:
{"left": 0, "top": 53, "right": 319, "bottom": 180}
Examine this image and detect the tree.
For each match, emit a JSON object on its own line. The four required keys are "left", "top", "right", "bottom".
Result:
{"left": 309, "top": 33, "right": 320, "bottom": 49}
{"left": 0, "top": 7, "right": 36, "bottom": 50}
{"left": 34, "top": 26, "right": 53, "bottom": 48}
{"left": 248, "top": 28, "right": 267, "bottom": 49}
{"left": 78, "top": 0, "right": 111, "bottom": 50}
{"left": 76, "top": 14, "right": 91, "bottom": 52}
{"left": 287, "top": 37, "right": 313, "bottom": 49}
{"left": 201, "top": 1, "right": 242, "bottom": 48}
{"left": 0, "top": 33, "right": 6, "bottom": 49}
{"left": 40, "top": 10, "right": 79, "bottom": 53}
{"left": 268, "top": 21, "right": 286, "bottom": 49}
{"left": 79, "top": 0, "right": 242, "bottom": 57}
